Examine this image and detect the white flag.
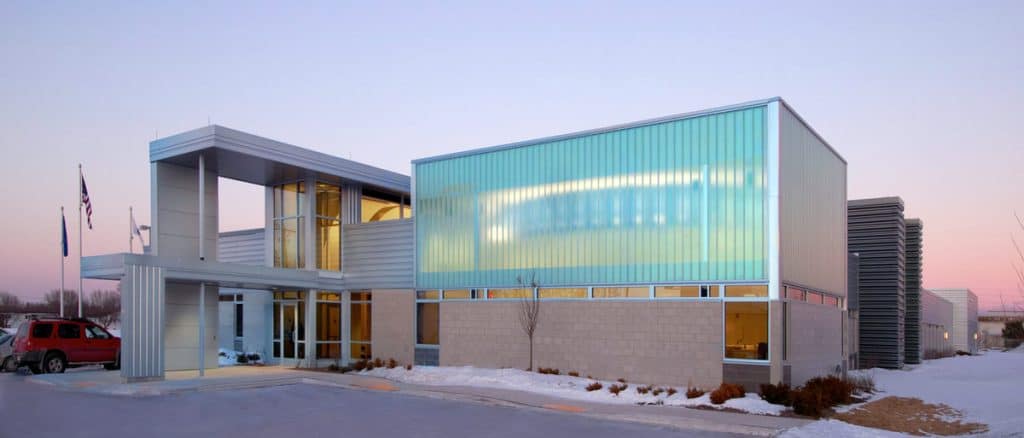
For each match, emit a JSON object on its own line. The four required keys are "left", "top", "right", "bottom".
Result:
{"left": 131, "top": 211, "right": 144, "bottom": 243}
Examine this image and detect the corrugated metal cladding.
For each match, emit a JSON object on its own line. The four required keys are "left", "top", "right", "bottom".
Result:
{"left": 217, "top": 229, "right": 265, "bottom": 266}
{"left": 904, "top": 219, "right": 923, "bottom": 364}
{"left": 931, "top": 289, "right": 979, "bottom": 354}
{"left": 415, "top": 106, "right": 768, "bottom": 289}
{"left": 848, "top": 197, "right": 905, "bottom": 369}
{"left": 342, "top": 219, "right": 414, "bottom": 289}
{"left": 121, "top": 264, "right": 164, "bottom": 380}
{"left": 847, "top": 253, "right": 860, "bottom": 310}
{"left": 779, "top": 105, "right": 847, "bottom": 296}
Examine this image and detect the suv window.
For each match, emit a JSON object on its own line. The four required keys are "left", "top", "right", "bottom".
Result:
{"left": 58, "top": 324, "right": 81, "bottom": 339}
{"left": 31, "top": 323, "right": 54, "bottom": 339}
{"left": 85, "top": 325, "right": 111, "bottom": 340}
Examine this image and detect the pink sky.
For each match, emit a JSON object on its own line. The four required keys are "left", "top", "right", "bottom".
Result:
{"left": 1, "top": 2, "right": 1021, "bottom": 310}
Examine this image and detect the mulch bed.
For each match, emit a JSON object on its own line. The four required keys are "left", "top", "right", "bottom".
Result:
{"left": 834, "top": 396, "right": 988, "bottom": 436}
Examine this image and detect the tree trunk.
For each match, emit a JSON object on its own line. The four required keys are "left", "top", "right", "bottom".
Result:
{"left": 529, "top": 335, "right": 534, "bottom": 371}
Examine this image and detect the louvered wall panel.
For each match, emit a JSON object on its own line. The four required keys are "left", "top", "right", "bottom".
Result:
{"left": 904, "top": 219, "right": 923, "bottom": 364}
{"left": 848, "top": 197, "right": 905, "bottom": 369}
{"left": 343, "top": 219, "right": 414, "bottom": 289}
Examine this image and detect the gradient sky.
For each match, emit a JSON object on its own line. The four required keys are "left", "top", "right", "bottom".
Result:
{"left": 1, "top": 1, "right": 1021, "bottom": 310}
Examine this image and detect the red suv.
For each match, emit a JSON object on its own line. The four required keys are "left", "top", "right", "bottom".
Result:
{"left": 12, "top": 318, "right": 120, "bottom": 374}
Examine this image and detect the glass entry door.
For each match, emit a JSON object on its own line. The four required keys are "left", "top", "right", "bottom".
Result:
{"left": 273, "top": 301, "right": 305, "bottom": 360}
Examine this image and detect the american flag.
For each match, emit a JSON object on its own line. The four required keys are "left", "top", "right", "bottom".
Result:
{"left": 81, "top": 174, "right": 93, "bottom": 229}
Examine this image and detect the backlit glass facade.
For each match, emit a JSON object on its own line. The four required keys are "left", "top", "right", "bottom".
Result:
{"left": 415, "top": 106, "right": 767, "bottom": 289}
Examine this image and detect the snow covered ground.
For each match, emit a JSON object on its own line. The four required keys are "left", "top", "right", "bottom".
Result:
{"left": 360, "top": 366, "right": 785, "bottom": 415}
{"left": 783, "top": 347, "right": 1024, "bottom": 437}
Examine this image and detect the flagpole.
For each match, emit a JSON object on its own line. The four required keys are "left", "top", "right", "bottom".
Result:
{"left": 60, "top": 206, "right": 65, "bottom": 318}
{"left": 78, "top": 164, "right": 83, "bottom": 318}
{"left": 129, "top": 206, "right": 133, "bottom": 254}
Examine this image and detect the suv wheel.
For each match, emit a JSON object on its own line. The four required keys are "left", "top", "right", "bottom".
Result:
{"left": 0, "top": 357, "right": 10, "bottom": 372}
{"left": 43, "top": 353, "right": 66, "bottom": 374}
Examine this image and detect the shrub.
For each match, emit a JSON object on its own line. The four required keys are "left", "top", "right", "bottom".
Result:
{"left": 923, "top": 348, "right": 956, "bottom": 359}
{"left": 759, "top": 382, "right": 792, "bottom": 406}
{"left": 568, "top": 371, "right": 579, "bottom": 377}
{"left": 667, "top": 387, "right": 678, "bottom": 397}
{"left": 685, "top": 387, "right": 704, "bottom": 399}
{"left": 352, "top": 359, "right": 367, "bottom": 371}
{"left": 585, "top": 382, "right": 603, "bottom": 392}
{"left": 373, "top": 357, "right": 384, "bottom": 368}
{"left": 790, "top": 387, "right": 828, "bottom": 417}
{"left": 340, "top": 366, "right": 353, "bottom": 373}
{"left": 405, "top": 364, "right": 413, "bottom": 371}
{"left": 1003, "top": 320, "right": 1024, "bottom": 339}
{"left": 636, "top": 385, "right": 651, "bottom": 395}
{"left": 803, "top": 376, "right": 854, "bottom": 406}
{"left": 652, "top": 387, "right": 664, "bottom": 396}
{"left": 955, "top": 350, "right": 971, "bottom": 356}
{"left": 616, "top": 378, "right": 627, "bottom": 383}
{"left": 709, "top": 383, "right": 745, "bottom": 405}
{"left": 387, "top": 358, "right": 397, "bottom": 369}
{"left": 365, "top": 362, "right": 375, "bottom": 371}
{"left": 608, "top": 383, "right": 628, "bottom": 396}
{"left": 328, "top": 363, "right": 340, "bottom": 372}
{"left": 247, "top": 353, "right": 261, "bottom": 362}
{"left": 236, "top": 354, "right": 249, "bottom": 364}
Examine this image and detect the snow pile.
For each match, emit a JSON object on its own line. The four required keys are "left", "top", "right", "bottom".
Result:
{"left": 359, "top": 366, "right": 785, "bottom": 415}
{"left": 780, "top": 420, "right": 910, "bottom": 438}
{"left": 217, "top": 348, "right": 264, "bottom": 367}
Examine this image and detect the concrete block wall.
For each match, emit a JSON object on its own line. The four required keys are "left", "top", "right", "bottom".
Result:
{"left": 783, "top": 300, "right": 844, "bottom": 384}
{"left": 440, "top": 300, "right": 723, "bottom": 388}
{"left": 371, "top": 289, "right": 415, "bottom": 366}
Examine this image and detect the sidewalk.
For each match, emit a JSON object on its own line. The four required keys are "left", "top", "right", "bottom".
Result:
{"left": 27, "top": 367, "right": 809, "bottom": 436}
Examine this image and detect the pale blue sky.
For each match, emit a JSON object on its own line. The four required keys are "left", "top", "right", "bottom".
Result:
{"left": 1, "top": 1, "right": 1021, "bottom": 308}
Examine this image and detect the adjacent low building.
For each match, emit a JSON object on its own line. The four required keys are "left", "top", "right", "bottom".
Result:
{"left": 920, "top": 288, "right": 954, "bottom": 358}
{"left": 930, "top": 289, "right": 979, "bottom": 354}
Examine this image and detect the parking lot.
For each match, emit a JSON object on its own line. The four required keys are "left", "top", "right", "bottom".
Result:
{"left": 0, "top": 369, "right": 742, "bottom": 438}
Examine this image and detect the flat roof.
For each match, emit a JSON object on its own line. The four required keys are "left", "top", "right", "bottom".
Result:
{"left": 151, "top": 125, "right": 410, "bottom": 194}
{"left": 413, "top": 97, "right": 847, "bottom": 165}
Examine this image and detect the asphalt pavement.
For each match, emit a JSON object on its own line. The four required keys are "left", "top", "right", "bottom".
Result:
{"left": 0, "top": 371, "right": 744, "bottom": 438}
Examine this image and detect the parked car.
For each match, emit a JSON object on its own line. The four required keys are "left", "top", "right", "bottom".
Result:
{"left": 0, "top": 332, "right": 14, "bottom": 372}
{"left": 11, "top": 318, "right": 120, "bottom": 374}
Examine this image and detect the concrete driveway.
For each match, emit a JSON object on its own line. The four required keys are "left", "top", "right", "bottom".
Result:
{"left": 0, "top": 370, "right": 743, "bottom": 438}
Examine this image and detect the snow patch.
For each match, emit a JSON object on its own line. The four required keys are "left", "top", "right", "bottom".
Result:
{"left": 780, "top": 419, "right": 911, "bottom": 438}
{"left": 359, "top": 366, "right": 785, "bottom": 416}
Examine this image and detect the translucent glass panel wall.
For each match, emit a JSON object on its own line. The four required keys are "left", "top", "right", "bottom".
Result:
{"left": 415, "top": 106, "right": 767, "bottom": 289}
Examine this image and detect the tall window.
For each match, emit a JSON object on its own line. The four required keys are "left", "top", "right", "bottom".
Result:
{"left": 724, "top": 302, "right": 769, "bottom": 360}
{"left": 361, "top": 188, "right": 408, "bottom": 223}
{"left": 273, "top": 182, "right": 305, "bottom": 269}
{"left": 316, "top": 183, "right": 341, "bottom": 271}
{"left": 416, "top": 290, "right": 439, "bottom": 345}
{"left": 316, "top": 292, "right": 341, "bottom": 359}
{"left": 350, "top": 292, "right": 372, "bottom": 360}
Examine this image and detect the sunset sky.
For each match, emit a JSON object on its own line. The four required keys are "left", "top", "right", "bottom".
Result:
{"left": 1, "top": 1, "right": 1021, "bottom": 310}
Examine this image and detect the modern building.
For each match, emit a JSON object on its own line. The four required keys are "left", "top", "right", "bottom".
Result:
{"left": 930, "top": 289, "right": 980, "bottom": 354}
{"left": 86, "top": 97, "right": 850, "bottom": 388}
{"left": 979, "top": 310, "right": 1024, "bottom": 349}
{"left": 414, "top": 97, "right": 848, "bottom": 389}
{"left": 920, "top": 288, "right": 954, "bottom": 358}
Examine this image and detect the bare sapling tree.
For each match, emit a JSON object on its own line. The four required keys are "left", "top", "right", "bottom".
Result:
{"left": 1013, "top": 212, "right": 1024, "bottom": 312}
{"left": 517, "top": 273, "right": 540, "bottom": 371}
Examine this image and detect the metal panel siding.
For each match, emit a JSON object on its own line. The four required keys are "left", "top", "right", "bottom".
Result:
{"left": 415, "top": 106, "right": 768, "bottom": 289}
{"left": 342, "top": 219, "right": 414, "bottom": 289}
{"left": 217, "top": 229, "right": 265, "bottom": 266}
{"left": 848, "top": 197, "right": 905, "bottom": 369}
{"left": 121, "top": 264, "right": 165, "bottom": 380}
{"left": 779, "top": 106, "right": 847, "bottom": 296}
{"left": 904, "top": 219, "right": 923, "bottom": 363}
